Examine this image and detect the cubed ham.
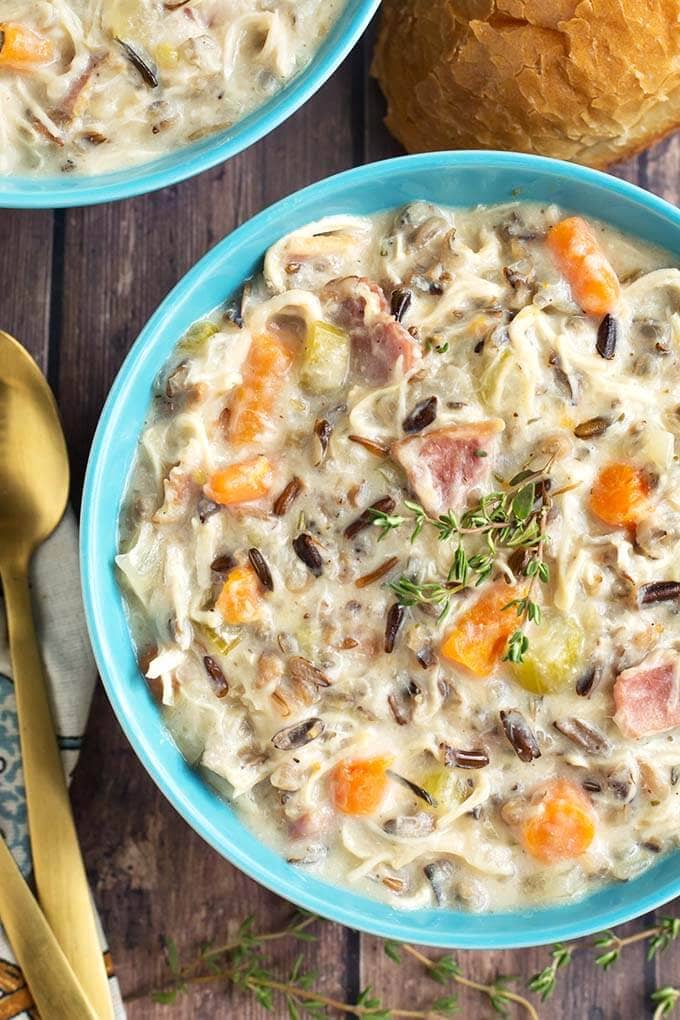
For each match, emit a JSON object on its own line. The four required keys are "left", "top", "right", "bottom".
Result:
{"left": 321, "top": 276, "right": 418, "bottom": 385}
{"left": 322, "top": 275, "right": 389, "bottom": 322}
{"left": 613, "top": 653, "right": 680, "bottom": 739}
{"left": 391, "top": 420, "right": 504, "bottom": 517}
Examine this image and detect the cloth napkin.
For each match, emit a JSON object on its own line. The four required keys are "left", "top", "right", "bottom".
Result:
{"left": 0, "top": 509, "right": 125, "bottom": 1019}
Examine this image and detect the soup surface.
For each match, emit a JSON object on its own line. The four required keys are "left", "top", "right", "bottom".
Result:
{"left": 118, "top": 201, "right": 680, "bottom": 912}
{"left": 0, "top": 0, "right": 341, "bottom": 176}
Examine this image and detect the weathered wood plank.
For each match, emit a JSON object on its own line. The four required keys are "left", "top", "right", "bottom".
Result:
{"left": 0, "top": 210, "right": 53, "bottom": 371}
{"left": 68, "top": 60, "right": 359, "bottom": 1018}
{"left": 71, "top": 691, "right": 356, "bottom": 1019}
{"left": 612, "top": 135, "right": 680, "bottom": 205}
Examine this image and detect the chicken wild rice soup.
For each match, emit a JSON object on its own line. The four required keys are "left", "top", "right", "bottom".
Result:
{"left": 118, "top": 201, "right": 680, "bottom": 912}
{"left": 0, "top": 0, "right": 342, "bottom": 176}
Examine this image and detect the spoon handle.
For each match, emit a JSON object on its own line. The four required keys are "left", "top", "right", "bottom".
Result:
{"left": 1, "top": 559, "right": 115, "bottom": 1020}
{"left": 0, "top": 836, "right": 100, "bottom": 1020}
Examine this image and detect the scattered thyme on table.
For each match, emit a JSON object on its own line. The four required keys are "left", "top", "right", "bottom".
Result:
{"left": 134, "top": 910, "right": 680, "bottom": 1018}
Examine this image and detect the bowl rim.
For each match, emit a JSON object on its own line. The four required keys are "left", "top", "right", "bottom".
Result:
{"left": 0, "top": 0, "right": 380, "bottom": 209}
{"left": 81, "top": 150, "right": 680, "bottom": 948}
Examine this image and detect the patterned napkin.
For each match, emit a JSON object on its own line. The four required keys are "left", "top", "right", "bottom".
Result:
{"left": 0, "top": 509, "right": 125, "bottom": 1019}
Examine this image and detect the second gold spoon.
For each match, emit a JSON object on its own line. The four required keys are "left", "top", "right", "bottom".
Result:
{"left": 0, "top": 837, "right": 99, "bottom": 1019}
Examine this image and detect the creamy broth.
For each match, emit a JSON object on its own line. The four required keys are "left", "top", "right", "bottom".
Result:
{"left": 0, "top": 0, "right": 341, "bottom": 176}
{"left": 118, "top": 202, "right": 680, "bottom": 912}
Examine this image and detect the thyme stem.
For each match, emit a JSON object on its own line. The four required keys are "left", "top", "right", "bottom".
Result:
{"left": 402, "top": 944, "right": 540, "bottom": 1020}
{"left": 244, "top": 975, "right": 433, "bottom": 1017}
{"left": 126, "top": 914, "right": 317, "bottom": 1002}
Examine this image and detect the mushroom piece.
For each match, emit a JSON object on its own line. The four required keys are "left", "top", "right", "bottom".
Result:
{"left": 423, "top": 859, "right": 454, "bottom": 905}
{"left": 383, "top": 812, "right": 435, "bottom": 837}
{"left": 271, "top": 717, "right": 324, "bottom": 751}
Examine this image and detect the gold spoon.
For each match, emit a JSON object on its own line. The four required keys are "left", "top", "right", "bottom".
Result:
{"left": 0, "top": 330, "right": 114, "bottom": 1020}
{"left": 0, "top": 837, "right": 99, "bottom": 1019}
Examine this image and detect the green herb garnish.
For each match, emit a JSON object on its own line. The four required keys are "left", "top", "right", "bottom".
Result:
{"left": 369, "top": 466, "right": 552, "bottom": 661}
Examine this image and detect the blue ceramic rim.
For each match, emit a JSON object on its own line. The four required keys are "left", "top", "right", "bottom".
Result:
{"left": 81, "top": 151, "right": 680, "bottom": 948}
{"left": 0, "top": 0, "right": 379, "bottom": 209}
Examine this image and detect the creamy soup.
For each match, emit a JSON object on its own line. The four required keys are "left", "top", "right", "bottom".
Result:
{"left": 0, "top": 0, "right": 341, "bottom": 176}
{"left": 118, "top": 201, "right": 680, "bottom": 912}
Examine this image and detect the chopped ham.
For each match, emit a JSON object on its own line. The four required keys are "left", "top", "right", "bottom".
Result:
{"left": 321, "top": 276, "right": 418, "bottom": 384}
{"left": 613, "top": 653, "right": 680, "bottom": 739}
{"left": 322, "top": 275, "right": 389, "bottom": 321}
{"left": 391, "top": 420, "right": 504, "bottom": 517}
{"left": 152, "top": 465, "right": 198, "bottom": 525}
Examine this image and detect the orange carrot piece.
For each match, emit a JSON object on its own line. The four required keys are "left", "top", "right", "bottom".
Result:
{"left": 205, "top": 454, "right": 273, "bottom": 506}
{"left": 228, "top": 333, "right": 295, "bottom": 445}
{"left": 330, "top": 756, "right": 392, "bottom": 816}
{"left": 589, "top": 462, "right": 650, "bottom": 527}
{"left": 0, "top": 23, "right": 54, "bottom": 69}
{"left": 440, "top": 583, "right": 521, "bottom": 678}
{"left": 215, "top": 564, "right": 262, "bottom": 624}
{"left": 547, "top": 216, "right": 621, "bottom": 316}
{"left": 520, "top": 778, "right": 596, "bottom": 863}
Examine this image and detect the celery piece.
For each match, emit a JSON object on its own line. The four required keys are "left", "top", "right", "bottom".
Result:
{"left": 178, "top": 320, "right": 219, "bottom": 354}
{"left": 193, "top": 622, "right": 240, "bottom": 658}
{"left": 300, "top": 320, "right": 350, "bottom": 394}
{"left": 511, "top": 611, "right": 584, "bottom": 694}
{"left": 420, "top": 767, "right": 468, "bottom": 811}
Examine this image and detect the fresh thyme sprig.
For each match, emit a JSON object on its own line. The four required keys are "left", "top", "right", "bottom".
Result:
{"left": 135, "top": 910, "right": 539, "bottom": 1019}
{"left": 593, "top": 917, "right": 680, "bottom": 969}
{"left": 527, "top": 943, "right": 572, "bottom": 1000}
{"left": 528, "top": 916, "right": 680, "bottom": 1013}
{"left": 399, "top": 943, "right": 538, "bottom": 1019}
{"left": 370, "top": 467, "right": 552, "bottom": 659}
{"left": 136, "top": 910, "right": 680, "bottom": 1018}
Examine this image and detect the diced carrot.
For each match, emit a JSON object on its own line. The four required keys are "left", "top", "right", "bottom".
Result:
{"left": 228, "top": 333, "right": 295, "bottom": 445}
{"left": 547, "top": 216, "right": 621, "bottom": 316}
{"left": 440, "top": 583, "right": 521, "bottom": 678}
{"left": 205, "top": 454, "right": 273, "bottom": 506}
{"left": 215, "top": 564, "right": 262, "bottom": 624}
{"left": 589, "top": 462, "right": 650, "bottom": 527}
{"left": 520, "top": 778, "right": 596, "bottom": 863}
{"left": 330, "top": 756, "right": 392, "bottom": 815}
{"left": 0, "top": 23, "right": 54, "bottom": 69}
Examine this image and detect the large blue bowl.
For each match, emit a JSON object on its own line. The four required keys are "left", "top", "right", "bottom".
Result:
{"left": 81, "top": 152, "right": 680, "bottom": 948}
{"left": 0, "top": 0, "right": 379, "bottom": 209}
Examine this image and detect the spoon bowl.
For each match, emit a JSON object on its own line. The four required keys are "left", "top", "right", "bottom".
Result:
{"left": 0, "top": 331, "right": 69, "bottom": 557}
{"left": 0, "top": 329, "right": 114, "bottom": 1018}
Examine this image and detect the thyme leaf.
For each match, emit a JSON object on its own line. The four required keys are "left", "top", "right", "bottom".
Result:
{"left": 527, "top": 943, "right": 572, "bottom": 1001}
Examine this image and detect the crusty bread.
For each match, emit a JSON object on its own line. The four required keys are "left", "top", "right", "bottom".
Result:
{"left": 372, "top": 0, "right": 680, "bottom": 168}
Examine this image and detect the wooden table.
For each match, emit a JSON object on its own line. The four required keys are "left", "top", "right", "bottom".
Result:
{"left": 2, "top": 18, "right": 679, "bottom": 1019}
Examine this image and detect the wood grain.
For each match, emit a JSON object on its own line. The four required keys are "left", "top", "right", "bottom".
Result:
{"left": 0, "top": 22, "right": 678, "bottom": 1019}
{"left": 0, "top": 210, "right": 53, "bottom": 371}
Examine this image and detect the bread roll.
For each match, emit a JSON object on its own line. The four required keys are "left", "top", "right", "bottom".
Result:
{"left": 372, "top": 0, "right": 680, "bottom": 168}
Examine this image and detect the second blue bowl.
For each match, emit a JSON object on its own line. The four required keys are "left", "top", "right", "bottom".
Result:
{"left": 0, "top": 0, "right": 379, "bottom": 209}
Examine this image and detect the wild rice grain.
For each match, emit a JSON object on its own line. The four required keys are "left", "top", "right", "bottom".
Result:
{"left": 596, "top": 313, "right": 618, "bottom": 360}
{"left": 248, "top": 547, "right": 274, "bottom": 591}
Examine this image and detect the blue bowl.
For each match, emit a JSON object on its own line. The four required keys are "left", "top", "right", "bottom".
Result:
{"left": 0, "top": 0, "right": 379, "bottom": 209}
{"left": 81, "top": 152, "right": 680, "bottom": 948}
